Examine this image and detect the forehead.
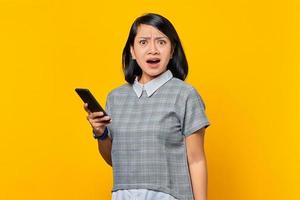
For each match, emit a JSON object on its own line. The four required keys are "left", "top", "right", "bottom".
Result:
{"left": 136, "top": 24, "right": 167, "bottom": 38}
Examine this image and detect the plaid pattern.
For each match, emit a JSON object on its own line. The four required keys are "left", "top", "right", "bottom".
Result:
{"left": 105, "top": 70, "right": 210, "bottom": 200}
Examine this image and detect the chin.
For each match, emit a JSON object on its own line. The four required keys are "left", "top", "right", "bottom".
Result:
{"left": 144, "top": 67, "right": 165, "bottom": 76}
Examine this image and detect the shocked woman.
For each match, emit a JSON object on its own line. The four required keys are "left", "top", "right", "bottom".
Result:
{"left": 84, "top": 13, "right": 211, "bottom": 200}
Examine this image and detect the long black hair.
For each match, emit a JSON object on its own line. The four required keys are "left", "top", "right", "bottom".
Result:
{"left": 122, "top": 13, "right": 188, "bottom": 84}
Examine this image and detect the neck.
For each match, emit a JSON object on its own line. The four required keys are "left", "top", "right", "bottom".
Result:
{"left": 138, "top": 70, "right": 167, "bottom": 84}
{"left": 138, "top": 75, "right": 152, "bottom": 84}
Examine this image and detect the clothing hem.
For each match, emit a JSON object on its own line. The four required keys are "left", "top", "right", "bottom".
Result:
{"left": 184, "top": 121, "right": 210, "bottom": 137}
{"left": 111, "top": 184, "right": 184, "bottom": 200}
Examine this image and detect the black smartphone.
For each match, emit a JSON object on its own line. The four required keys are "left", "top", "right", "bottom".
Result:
{"left": 75, "top": 88, "right": 108, "bottom": 116}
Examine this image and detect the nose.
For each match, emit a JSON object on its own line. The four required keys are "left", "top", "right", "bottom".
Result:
{"left": 148, "top": 40, "right": 159, "bottom": 54}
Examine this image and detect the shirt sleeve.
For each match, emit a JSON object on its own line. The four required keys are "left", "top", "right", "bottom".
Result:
{"left": 105, "top": 93, "right": 113, "bottom": 140}
{"left": 181, "top": 86, "right": 210, "bottom": 137}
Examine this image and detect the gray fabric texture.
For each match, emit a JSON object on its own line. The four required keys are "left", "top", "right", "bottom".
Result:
{"left": 105, "top": 70, "right": 210, "bottom": 200}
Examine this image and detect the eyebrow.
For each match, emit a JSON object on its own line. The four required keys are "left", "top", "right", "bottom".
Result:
{"left": 137, "top": 36, "right": 168, "bottom": 39}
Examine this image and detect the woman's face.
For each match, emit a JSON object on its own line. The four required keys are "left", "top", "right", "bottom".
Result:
{"left": 130, "top": 24, "right": 173, "bottom": 83}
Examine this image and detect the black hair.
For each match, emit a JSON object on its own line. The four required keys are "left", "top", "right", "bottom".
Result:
{"left": 122, "top": 13, "right": 188, "bottom": 84}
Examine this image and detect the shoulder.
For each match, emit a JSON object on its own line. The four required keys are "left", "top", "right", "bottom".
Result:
{"left": 107, "top": 83, "right": 132, "bottom": 99}
{"left": 170, "top": 78, "right": 206, "bottom": 109}
{"left": 168, "top": 77, "right": 199, "bottom": 96}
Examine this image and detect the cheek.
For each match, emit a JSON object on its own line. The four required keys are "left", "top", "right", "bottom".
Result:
{"left": 134, "top": 47, "right": 147, "bottom": 58}
{"left": 161, "top": 50, "right": 172, "bottom": 60}
{"left": 160, "top": 45, "right": 172, "bottom": 55}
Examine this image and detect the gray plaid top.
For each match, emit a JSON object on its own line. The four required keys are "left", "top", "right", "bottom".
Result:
{"left": 105, "top": 70, "right": 210, "bottom": 200}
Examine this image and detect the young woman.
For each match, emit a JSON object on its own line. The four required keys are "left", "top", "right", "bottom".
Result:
{"left": 84, "top": 13, "right": 210, "bottom": 200}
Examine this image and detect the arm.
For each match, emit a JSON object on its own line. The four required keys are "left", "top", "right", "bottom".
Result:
{"left": 186, "top": 127, "right": 208, "bottom": 200}
{"left": 84, "top": 102, "right": 113, "bottom": 167}
{"left": 97, "top": 137, "right": 112, "bottom": 166}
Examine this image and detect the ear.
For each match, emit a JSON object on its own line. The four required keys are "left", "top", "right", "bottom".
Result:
{"left": 130, "top": 46, "right": 136, "bottom": 60}
{"left": 170, "top": 46, "right": 175, "bottom": 59}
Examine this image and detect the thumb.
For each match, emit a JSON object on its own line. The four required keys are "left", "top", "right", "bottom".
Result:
{"left": 84, "top": 103, "right": 91, "bottom": 114}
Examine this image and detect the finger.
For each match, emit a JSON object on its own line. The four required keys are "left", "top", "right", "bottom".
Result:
{"left": 93, "top": 116, "right": 111, "bottom": 122}
{"left": 91, "top": 112, "right": 104, "bottom": 119}
{"left": 103, "top": 119, "right": 112, "bottom": 124}
{"left": 83, "top": 103, "right": 88, "bottom": 111}
{"left": 84, "top": 103, "right": 91, "bottom": 114}
{"left": 92, "top": 123, "right": 105, "bottom": 130}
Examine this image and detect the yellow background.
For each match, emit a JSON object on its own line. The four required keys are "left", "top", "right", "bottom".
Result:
{"left": 0, "top": 0, "right": 299, "bottom": 199}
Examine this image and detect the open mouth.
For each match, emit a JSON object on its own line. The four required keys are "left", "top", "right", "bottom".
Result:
{"left": 146, "top": 58, "right": 160, "bottom": 64}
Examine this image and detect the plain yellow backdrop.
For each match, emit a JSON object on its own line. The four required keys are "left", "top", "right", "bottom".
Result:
{"left": 0, "top": 0, "right": 299, "bottom": 199}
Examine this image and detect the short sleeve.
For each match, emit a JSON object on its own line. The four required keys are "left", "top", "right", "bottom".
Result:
{"left": 105, "top": 93, "right": 113, "bottom": 139}
{"left": 181, "top": 87, "right": 210, "bottom": 137}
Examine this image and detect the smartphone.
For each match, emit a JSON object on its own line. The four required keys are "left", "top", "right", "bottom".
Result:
{"left": 75, "top": 88, "right": 108, "bottom": 116}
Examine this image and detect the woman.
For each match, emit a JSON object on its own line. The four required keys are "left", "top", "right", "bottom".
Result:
{"left": 84, "top": 13, "right": 210, "bottom": 200}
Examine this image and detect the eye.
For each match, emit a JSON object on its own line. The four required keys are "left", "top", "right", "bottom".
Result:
{"left": 158, "top": 40, "right": 167, "bottom": 45}
{"left": 139, "top": 40, "right": 147, "bottom": 45}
